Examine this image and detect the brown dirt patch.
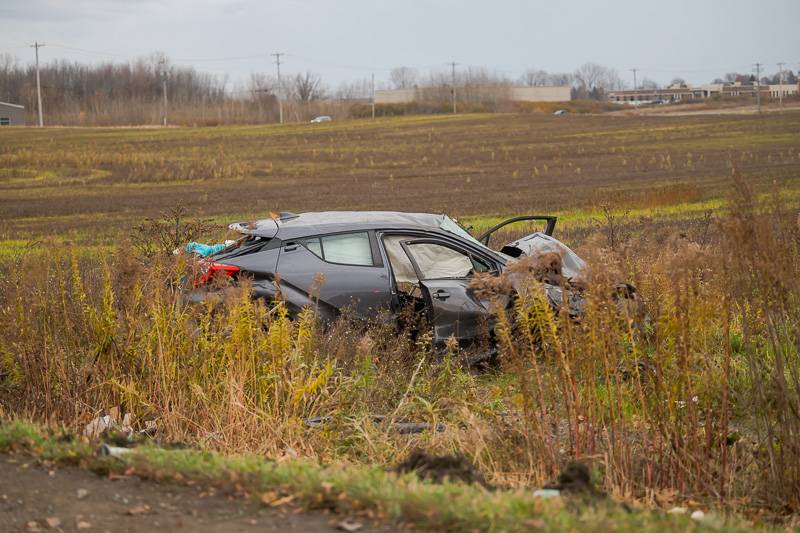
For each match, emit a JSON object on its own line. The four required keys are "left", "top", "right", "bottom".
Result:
{"left": 0, "top": 454, "right": 393, "bottom": 532}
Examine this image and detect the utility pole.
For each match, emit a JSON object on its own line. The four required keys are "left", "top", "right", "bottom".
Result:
{"left": 371, "top": 72, "right": 375, "bottom": 120}
{"left": 753, "top": 63, "right": 762, "bottom": 113}
{"left": 159, "top": 59, "right": 168, "bottom": 126}
{"left": 777, "top": 62, "right": 785, "bottom": 108}
{"left": 271, "top": 52, "right": 284, "bottom": 124}
{"left": 448, "top": 61, "right": 458, "bottom": 114}
{"left": 630, "top": 68, "right": 639, "bottom": 105}
{"left": 31, "top": 41, "right": 44, "bottom": 127}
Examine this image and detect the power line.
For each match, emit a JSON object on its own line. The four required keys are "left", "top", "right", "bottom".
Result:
{"left": 448, "top": 61, "right": 458, "bottom": 114}
{"left": 47, "top": 43, "right": 125, "bottom": 58}
{"left": 31, "top": 41, "right": 44, "bottom": 127}
{"left": 160, "top": 58, "right": 168, "bottom": 126}
{"left": 0, "top": 44, "right": 30, "bottom": 52}
{"left": 753, "top": 63, "right": 762, "bottom": 113}
{"left": 271, "top": 52, "right": 284, "bottom": 124}
{"left": 635, "top": 65, "right": 752, "bottom": 74}
{"left": 47, "top": 43, "right": 271, "bottom": 63}
{"left": 7, "top": 41, "right": 788, "bottom": 79}
{"left": 284, "top": 53, "right": 394, "bottom": 72}
{"left": 172, "top": 53, "right": 271, "bottom": 62}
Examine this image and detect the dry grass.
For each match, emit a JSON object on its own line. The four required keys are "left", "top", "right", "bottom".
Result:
{"left": 1, "top": 178, "right": 799, "bottom": 522}
{"left": 1, "top": 112, "right": 800, "bottom": 525}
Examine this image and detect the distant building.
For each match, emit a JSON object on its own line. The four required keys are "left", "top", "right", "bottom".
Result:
{"left": 0, "top": 102, "right": 25, "bottom": 125}
{"left": 607, "top": 82, "right": 800, "bottom": 104}
{"left": 769, "top": 84, "right": 799, "bottom": 98}
{"left": 375, "top": 88, "right": 417, "bottom": 104}
{"left": 607, "top": 86, "right": 707, "bottom": 104}
{"left": 374, "top": 86, "right": 571, "bottom": 104}
{"left": 509, "top": 86, "right": 571, "bottom": 102}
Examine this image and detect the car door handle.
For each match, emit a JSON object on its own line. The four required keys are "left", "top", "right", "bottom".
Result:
{"left": 433, "top": 289, "right": 450, "bottom": 300}
{"left": 284, "top": 244, "right": 298, "bottom": 252}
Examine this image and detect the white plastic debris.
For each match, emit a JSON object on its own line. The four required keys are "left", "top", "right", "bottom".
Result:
{"left": 533, "top": 489, "right": 561, "bottom": 499}
{"left": 83, "top": 415, "right": 116, "bottom": 438}
{"left": 84, "top": 410, "right": 156, "bottom": 439}
{"left": 97, "top": 444, "right": 133, "bottom": 457}
{"left": 667, "top": 506, "right": 687, "bottom": 514}
{"left": 121, "top": 413, "right": 133, "bottom": 434}
{"left": 690, "top": 510, "right": 705, "bottom": 521}
{"left": 337, "top": 519, "right": 364, "bottom": 532}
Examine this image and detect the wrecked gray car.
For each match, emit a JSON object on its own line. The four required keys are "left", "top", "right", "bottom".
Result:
{"left": 189, "top": 211, "right": 587, "bottom": 352}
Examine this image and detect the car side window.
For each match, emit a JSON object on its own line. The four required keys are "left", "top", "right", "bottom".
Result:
{"left": 382, "top": 235, "right": 418, "bottom": 284}
{"left": 405, "top": 242, "right": 488, "bottom": 280}
{"left": 301, "top": 232, "right": 373, "bottom": 266}
{"left": 304, "top": 237, "right": 323, "bottom": 258}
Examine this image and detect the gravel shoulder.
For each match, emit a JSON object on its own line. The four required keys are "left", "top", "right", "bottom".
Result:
{"left": 0, "top": 455, "right": 388, "bottom": 532}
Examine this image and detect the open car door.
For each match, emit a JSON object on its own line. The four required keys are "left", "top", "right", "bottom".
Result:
{"left": 399, "top": 239, "right": 495, "bottom": 348}
{"left": 476, "top": 215, "right": 557, "bottom": 250}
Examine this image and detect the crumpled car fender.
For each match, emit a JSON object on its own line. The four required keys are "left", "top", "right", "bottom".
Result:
{"left": 501, "top": 232, "right": 588, "bottom": 285}
{"left": 505, "top": 273, "right": 584, "bottom": 319}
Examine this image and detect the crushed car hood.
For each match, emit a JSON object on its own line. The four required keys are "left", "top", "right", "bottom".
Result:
{"left": 500, "top": 232, "right": 588, "bottom": 284}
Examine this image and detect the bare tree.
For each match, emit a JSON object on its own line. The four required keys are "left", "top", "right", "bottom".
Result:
{"left": 0, "top": 53, "right": 18, "bottom": 102}
{"left": 574, "top": 62, "right": 606, "bottom": 91}
{"left": 640, "top": 78, "right": 660, "bottom": 89}
{"left": 248, "top": 72, "right": 277, "bottom": 94}
{"left": 246, "top": 72, "right": 278, "bottom": 120}
{"left": 521, "top": 68, "right": 549, "bottom": 86}
{"left": 669, "top": 77, "right": 686, "bottom": 87}
{"left": 389, "top": 66, "right": 418, "bottom": 89}
{"left": 573, "top": 62, "right": 623, "bottom": 99}
{"left": 547, "top": 72, "right": 574, "bottom": 86}
{"left": 604, "top": 69, "right": 625, "bottom": 91}
{"left": 291, "top": 71, "right": 324, "bottom": 102}
{"left": 336, "top": 78, "right": 371, "bottom": 100}
{"left": 724, "top": 72, "right": 752, "bottom": 84}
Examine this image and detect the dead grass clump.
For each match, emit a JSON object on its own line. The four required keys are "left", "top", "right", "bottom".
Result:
{"left": 394, "top": 449, "right": 489, "bottom": 487}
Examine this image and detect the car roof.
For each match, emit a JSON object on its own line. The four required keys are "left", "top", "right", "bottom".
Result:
{"left": 232, "top": 211, "right": 452, "bottom": 239}
{"left": 277, "top": 211, "right": 449, "bottom": 239}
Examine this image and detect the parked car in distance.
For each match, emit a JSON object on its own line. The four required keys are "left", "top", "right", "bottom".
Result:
{"left": 189, "top": 211, "right": 588, "bottom": 360}
{"left": 310, "top": 115, "right": 332, "bottom": 123}
{"left": 553, "top": 109, "right": 568, "bottom": 116}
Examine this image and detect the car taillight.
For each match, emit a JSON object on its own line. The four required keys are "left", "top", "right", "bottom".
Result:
{"left": 195, "top": 262, "right": 240, "bottom": 286}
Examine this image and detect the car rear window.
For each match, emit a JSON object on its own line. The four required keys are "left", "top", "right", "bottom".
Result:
{"left": 302, "top": 232, "right": 373, "bottom": 266}
{"left": 214, "top": 236, "right": 269, "bottom": 260}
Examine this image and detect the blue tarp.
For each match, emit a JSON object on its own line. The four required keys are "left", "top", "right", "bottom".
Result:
{"left": 184, "top": 242, "right": 225, "bottom": 257}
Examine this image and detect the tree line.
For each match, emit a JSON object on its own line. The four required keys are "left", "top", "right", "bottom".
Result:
{"left": 1, "top": 52, "right": 795, "bottom": 126}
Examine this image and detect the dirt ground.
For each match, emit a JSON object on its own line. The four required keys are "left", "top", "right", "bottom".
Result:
{"left": 0, "top": 455, "right": 393, "bottom": 532}
{"left": 2, "top": 110, "right": 799, "bottom": 243}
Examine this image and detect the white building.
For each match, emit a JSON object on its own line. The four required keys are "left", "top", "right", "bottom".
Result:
{"left": 0, "top": 102, "right": 25, "bottom": 126}
{"left": 374, "top": 86, "right": 571, "bottom": 104}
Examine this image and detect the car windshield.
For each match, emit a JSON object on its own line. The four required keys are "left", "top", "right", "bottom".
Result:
{"left": 439, "top": 215, "right": 513, "bottom": 260}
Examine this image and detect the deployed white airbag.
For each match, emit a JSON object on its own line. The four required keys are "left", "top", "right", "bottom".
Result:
{"left": 502, "top": 233, "right": 587, "bottom": 283}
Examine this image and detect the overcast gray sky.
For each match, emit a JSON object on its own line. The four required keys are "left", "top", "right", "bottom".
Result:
{"left": 1, "top": 0, "right": 798, "bottom": 89}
